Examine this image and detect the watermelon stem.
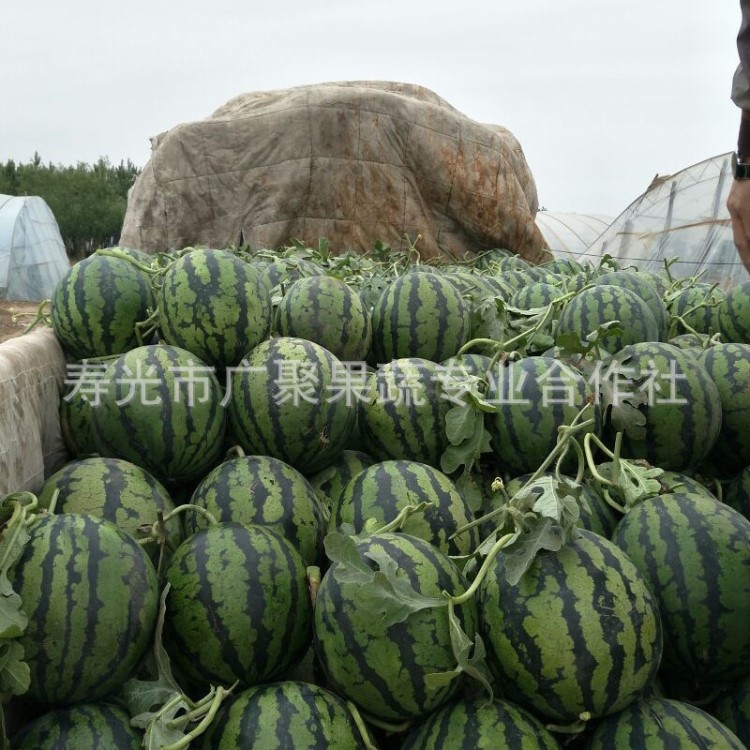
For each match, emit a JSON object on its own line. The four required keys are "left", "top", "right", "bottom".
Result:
{"left": 345, "top": 701, "right": 381, "bottom": 750}
{"left": 446, "top": 532, "right": 516, "bottom": 605}
{"left": 160, "top": 504, "right": 218, "bottom": 527}
{"left": 161, "top": 684, "right": 236, "bottom": 750}
{"left": 11, "top": 299, "right": 52, "bottom": 335}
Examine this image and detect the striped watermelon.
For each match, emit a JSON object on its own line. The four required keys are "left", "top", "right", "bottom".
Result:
{"left": 158, "top": 248, "right": 273, "bottom": 369}
{"left": 602, "top": 342, "right": 722, "bottom": 472}
{"left": 555, "top": 284, "right": 660, "bottom": 354}
{"left": 92, "top": 344, "right": 226, "bottom": 485}
{"left": 51, "top": 252, "right": 155, "bottom": 360}
{"left": 509, "top": 281, "right": 561, "bottom": 311}
{"left": 667, "top": 282, "right": 725, "bottom": 336}
{"left": 356, "top": 358, "right": 452, "bottom": 468}
{"left": 504, "top": 474, "right": 619, "bottom": 538}
{"left": 59, "top": 385, "right": 99, "bottom": 458}
{"left": 186, "top": 455, "right": 327, "bottom": 566}
{"left": 228, "top": 337, "right": 355, "bottom": 474}
{"left": 710, "top": 675, "right": 750, "bottom": 747}
{"left": 164, "top": 523, "right": 312, "bottom": 690}
{"left": 725, "top": 466, "right": 750, "bottom": 520}
{"left": 477, "top": 529, "right": 663, "bottom": 723}
{"left": 330, "top": 459, "right": 479, "bottom": 557}
{"left": 255, "top": 256, "right": 325, "bottom": 293}
{"left": 699, "top": 343, "right": 750, "bottom": 476}
{"left": 313, "top": 532, "right": 477, "bottom": 722}
{"left": 37, "top": 456, "right": 181, "bottom": 561}
{"left": 584, "top": 696, "right": 746, "bottom": 749}
{"left": 275, "top": 275, "right": 372, "bottom": 362}
{"left": 198, "top": 681, "right": 372, "bottom": 749}
{"left": 657, "top": 470, "right": 718, "bottom": 500}
{"left": 595, "top": 270, "right": 669, "bottom": 338}
{"left": 9, "top": 703, "right": 142, "bottom": 750}
{"left": 611, "top": 490, "right": 750, "bottom": 695}
{"left": 400, "top": 697, "right": 561, "bottom": 750}
{"left": 308, "top": 450, "right": 376, "bottom": 513}
{"left": 8, "top": 514, "right": 159, "bottom": 706}
{"left": 370, "top": 270, "right": 471, "bottom": 364}
{"left": 718, "top": 280, "right": 750, "bottom": 343}
{"left": 486, "top": 356, "right": 600, "bottom": 477}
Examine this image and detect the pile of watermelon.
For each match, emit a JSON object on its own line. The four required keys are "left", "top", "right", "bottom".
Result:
{"left": 3, "top": 240, "right": 750, "bottom": 748}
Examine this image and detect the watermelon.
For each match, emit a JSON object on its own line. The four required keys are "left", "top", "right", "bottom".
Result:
{"left": 370, "top": 270, "right": 471, "bottom": 364}
{"left": 710, "top": 675, "right": 750, "bottom": 747}
{"left": 477, "top": 529, "right": 663, "bottom": 723}
{"left": 667, "top": 282, "right": 724, "bottom": 336}
{"left": 10, "top": 703, "right": 142, "bottom": 750}
{"left": 275, "top": 275, "right": 372, "bottom": 362}
{"left": 486, "top": 355, "right": 600, "bottom": 477}
{"left": 700, "top": 343, "right": 750, "bottom": 476}
{"left": 356, "top": 358, "right": 452, "bottom": 468}
{"left": 186, "top": 455, "right": 327, "bottom": 566}
{"left": 51, "top": 252, "right": 154, "bottom": 360}
{"left": 725, "top": 466, "right": 750, "bottom": 520}
{"left": 228, "top": 337, "right": 355, "bottom": 474}
{"left": 8, "top": 514, "right": 159, "bottom": 706}
{"left": 602, "top": 342, "right": 722, "bottom": 472}
{"left": 255, "top": 256, "right": 325, "bottom": 293}
{"left": 59, "top": 383, "right": 99, "bottom": 457}
{"left": 92, "top": 344, "right": 226, "bottom": 485}
{"left": 400, "top": 697, "right": 561, "bottom": 750}
{"left": 595, "top": 270, "right": 669, "bottom": 337}
{"left": 555, "top": 284, "right": 660, "bottom": 354}
{"left": 657, "top": 470, "right": 718, "bottom": 500}
{"left": 509, "top": 281, "right": 561, "bottom": 311}
{"left": 37, "top": 456, "right": 181, "bottom": 560}
{"left": 718, "top": 279, "right": 750, "bottom": 343}
{"left": 584, "top": 696, "right": 746, "bottom": 749}
{"left": 308, "top": 450, "right": 376, "bottom": 513}
{"left": 198, "top": 681, "right": 373, "bottom": 749}
{"left": 158, "top": 247, "right": 273, "bottom": 369}
{"left": 330, "top": 459, "right": 479, "bottom": 556}
{"left": 611, "top": 490, "right": 750, "bottom": 695}
{"left": 163, "top": 523, "right": 312, "bottom": 690}
{"left": 313, "top": 532, "right": 477, "bottom": 722}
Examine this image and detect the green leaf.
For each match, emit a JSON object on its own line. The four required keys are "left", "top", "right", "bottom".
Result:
{"left": 445, "top": 405, "right": 478, "bottom": 445}
{"left": 0, "top": 640, "right": 30, "bottom": 696}
{"left": 502, "top": 517, "right": 566, "bottom": 586}
{"left": 324, "top": 532, "right": 374, "bottom": 584}
{"left": 358, "top": 548, "right": 446, "bottom": 627}
{"left": 0, "top": 590, "right": 27, "bottom": 639}
{"left": 595, "top": 459, "right": 663, "bottom": 511}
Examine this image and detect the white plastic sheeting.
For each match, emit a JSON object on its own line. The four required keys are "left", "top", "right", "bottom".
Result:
{"left": 0, "top": 194, "right": 70, "bottom": 300}
{"left": 578, "top": 153, "right": 743, "bottom": 288}
{"left": 535, "top": 211, "right": 612, "bottom": 259}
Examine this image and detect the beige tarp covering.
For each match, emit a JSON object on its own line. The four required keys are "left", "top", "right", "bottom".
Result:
{"left": 121, "top": 81, "right": 548, "bottom": 263}
{"left": 0, "top": 328, "right": 67, "bottom": 495}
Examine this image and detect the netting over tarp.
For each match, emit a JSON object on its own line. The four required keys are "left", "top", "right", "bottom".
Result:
{"left": 535, "top": 211, "right": 612, "bottom": 259}
{"left": 0, "top": 195, "right": 70, "bottom": 301}
{"left": 577, "top": 153, "right": 743, "bottom": 288}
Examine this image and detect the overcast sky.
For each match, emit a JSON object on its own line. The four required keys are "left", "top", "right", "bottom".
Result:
{"left": 2, "top": 1, "right": 741, "bottom": 218}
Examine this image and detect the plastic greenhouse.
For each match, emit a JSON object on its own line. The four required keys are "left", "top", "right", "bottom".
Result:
{"left": 577, "top": 152, "right": 743, "bottom": 289}
{"left": 0, "top": 194, "right": 70, "bottom": 301}
{"left": 535, "top": 211, "right": 613, "bottom": 260}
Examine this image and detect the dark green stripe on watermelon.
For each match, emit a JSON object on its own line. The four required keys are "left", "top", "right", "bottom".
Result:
{"left": 725, "top": 466, "right": 750, "bottom": 520}
{"left": 198, "top": 681, "right": 371, "bottom": 749}
{"left": 187, "top": 455, "right": 327, "bottom": 566}
{"left": 10, "top": 702, "right": 142, "bottom": 750}
{"left": 400, "top": 697, "right": 561, "bottom": 750}
{"left": 159, "top": 248, "right": 273, "bottom": 369}
{"left": 699, "top": 342, "right": 750, "bottom": 475}
{"left": 308, "top": 449, "right": 376, "bottom": 514}
{"left": 602, "top": 342, "right": 722, "bottom": 472}
{"left": 370, "top": 270, "right": 471, "bottom": 363}
{"left": 228, "top": 337, "right": 355, "bottom": 475}
{"left": 611, "top": 491, "right": 750, "bottom": 693}
{"left": 709, "top": 674, "right": 750, "bottom": 747}
{"left": 356, "top": 358, "right": 452, "bottom": 468}
{"left": 51, "top": 252, "right": 155, "bottom": 360}
{"left": 595, "top": 270, "right": 669, "bottom": 338}
{"left": 59, "top": 384, "right": 99, "bottom": 458}
{"left": 718, "top": 280, "right": 750, "bottom": 343}
{"left": 92, "top": 344, "right": 226, "bottom": 485}
{"left": 275, "top": 275, "right": 372, "bottom": 362}
{"left": 667, "top": 282, "right": 724, "bottom": 336}
{"left": 164, "top": 523, "right": 312, "bottom": 690}
{"left": 585, "top": 696, "right": 746, "bottom": 749}
{"left": 555, "top": 284, "right": 660, "bottom": 354}
{"left": 8, "top": 514, "right": 159, "bottom": 706}
{"left": 331, "top": 459, "right": 478, "bottom": 556}
{"left": 313, "top": 532, "right": 476, "bottom": 722}
{"left": 477, "top": 529, "right": 662, "bottom": 723}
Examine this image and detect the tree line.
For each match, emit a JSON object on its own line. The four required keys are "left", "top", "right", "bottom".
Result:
{"left": 0, "top": 153, "right": 140, "bottom": 260}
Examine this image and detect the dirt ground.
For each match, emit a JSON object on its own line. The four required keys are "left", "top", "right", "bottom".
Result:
{"left": 0, "top": 300, "right": 48, "bottom": 343}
